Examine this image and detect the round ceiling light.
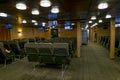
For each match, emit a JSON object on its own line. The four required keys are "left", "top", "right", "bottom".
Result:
{"left": 31, "top": 9, "right": 40, "bottom": 15}
{"left": 105, "top": 14, "right": 111, "bottom": 18}
{"left": 91, "top": 16, "right": 96, "bottom": 20}
{"left": 40, "top": 0, "right": 51, "bottom": 7}
{"left": 16, "top": 2, "right": 27, "bottom": 10}
{"left": 0, "top": 12, "right": 7, "bottom": 17}
{"left": 98, "top": 2, "right": 108, "bottom": 9}
{"left": 51, "top": 6, "right": 59, "bottom": 13}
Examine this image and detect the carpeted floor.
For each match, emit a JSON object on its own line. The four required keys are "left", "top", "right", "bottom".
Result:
{"left": 0, "top": 43, "right": 120, "bottom": 80}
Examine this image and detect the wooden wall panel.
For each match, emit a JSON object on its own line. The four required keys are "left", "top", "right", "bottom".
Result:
{"left": 9, "top": 24, "right": 77, "bottom": 40}
{"left": 0, "top": 25, "right": 11, "bottom": 41}
{"left": 59, "top": 27, "right": 77, "bottom": 38}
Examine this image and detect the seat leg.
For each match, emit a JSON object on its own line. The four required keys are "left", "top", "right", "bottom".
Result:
{"left": 4, "top": 60, "right": 7, "bottom": 67}
{"left": 61, "top": 63, "right": 68, "bottom": 78}
{"left": 61, "top": 64, "right": 64, "bottom": 78}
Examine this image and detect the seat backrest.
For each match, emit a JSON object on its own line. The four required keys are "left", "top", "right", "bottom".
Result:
{"left": 0, "top": 42, "right": 4, "bottom": 51}
{"left": 28, "top": 38, "right": 36, "bottom": 43}
{"left": 0, "top": 49, "right": 6, "bottom": 59}
{"left": 115, "top": 40, "right": 119, "bottom": 48}
{"left": 24, "top": 43, "right": 38, "bottom": 53}
{"left": 24, "top": 43, "right": 39, "bottom": 62}
{"left": 118, "top": 40, "right": 120, "bottom": 48}
{"left": 37, "top": 43, "right": 54, "bottom": 64}
{"left": 53, "top": 43, "right": 69, "bottom": 56}
{"left": 9, "top": 41, "right": 20, "bottom": 54}
{"left": 37, "top": 43, "right": 53, "bottom": 55}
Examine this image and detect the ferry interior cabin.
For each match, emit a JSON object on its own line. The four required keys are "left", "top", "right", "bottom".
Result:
{"left": 0, "top": 0, "right": 120, "bottom": 80}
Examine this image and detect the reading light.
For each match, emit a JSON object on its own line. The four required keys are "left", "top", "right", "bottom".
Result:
{"left": 16, "top": 2, "right": 27, "bottom": 10}
{"left": 105, "top": 14, "right": 111, "bottom": 18}
{"left": 0, "top": 12, "right": 7, "bottom": 17}
{"left": 98, "top": 2, "right": 108, "bottom": 9}
{"left": 51, "top": 6, "right": 59, "bottom": 13}
{"left": 40, "top": 0, "right": 51, "bottom": 7}
{"left": 31, "top": 9, "right": 40, "bottom": 15}
{"left": 91, "top": 16, "right": 96, "bottom": 20}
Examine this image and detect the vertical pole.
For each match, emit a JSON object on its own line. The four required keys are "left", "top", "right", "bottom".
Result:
{"left": 110, "top": 18, "right": 115, "bottom": 59}
{"left": 77, "top": 21, "right": 81, "bottom": 57}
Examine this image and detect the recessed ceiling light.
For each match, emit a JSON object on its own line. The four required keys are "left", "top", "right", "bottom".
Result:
{"left": 22, "top": 20, "right": 27, "bottom": 23}
{"left": 32, "top": 20, "right": 37, "bottom": 23}
{"left": 40, "top": 0, "right": 51, "bottom": 7}
{"left": 98, "top": 19, "right": 103, "bottom": 23}
{"left": 89, "top": 20, "right": 92, "bottom": 23}
{"left": 16, "top": 2, "right": 27, "bottom": 10}
{"left": 0, "top": 12, "right": 7, "bottom": 17}
{"left": 71, "top": 23, "right": 75, "bottom": 26}
{"left": 51, "top": 6, "right": 59, "bottom": 13}
{"left": 105, "top": 14, "right": 111, "bottom": 18}
{"left": 31, "top": 9, "right": 40, "bottom": 15}
{"left": 34, "top": 23, "right": 38, "bottom": 25}
{"left": 98, "top": 2, "right": 108, "bottom": 9}
{"left": 42, "top": 22, "right": 46, "bottom": 26}
{"left": 91, "top": 16, "right": 96, "bottom": 20}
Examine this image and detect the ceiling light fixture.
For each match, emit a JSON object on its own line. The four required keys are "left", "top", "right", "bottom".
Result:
{"left": 91, "top": 16, "right": 96, "bottom": 20}
{"left": 89, "top": 20, "right": 92, "bottom": 23}
{"left": 98, "top": 19, "right": 103, "bottom": 23}
{"left": 34, "top": 23, "right": 38, "bottom": 25}
{"left": 85, "top": 25, "right": 89, "bottom": 29}
{"left": 32, "top": 20, "right": 37, "bottom": 23}
{"left": 98, "top": 2, "right": 108, "bottom": 9}
{"left": 42, "top": 22, "right": 46, "bottom": 26}
{"left": 22, "top": 20, "right": 27, "bottom": 23}
{"left": 31, "top": 9, "right": 40, "bottom": 15}
{"left": 91, "top": 23, "right": 98, "bottom": 28}
{"left": 40, "top": 0, "right": 51, "bottom": 7}
{"left": 51, "top": 6, "right": 59, "bottom": 13}
{"left": 0, "top": 12, "right": 7, "bottom": 17}
{"left": 71, "top": 23, "right": 75, "bottom": 26}
{"left": 16, "top": 2, "right": 27, "bottom": 10}
{"left": 105, "top": 14, "right": 111, "bottom": 18}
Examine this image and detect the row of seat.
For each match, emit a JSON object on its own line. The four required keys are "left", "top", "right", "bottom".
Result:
{"left": 0, "top": 42, "right": 15, "bottom": 66}
{"left": 0, "top": 37, "right": 76, "bottom": 67}
{"left": 16, "top": 37, "right": 77, "bottom": 57}
{"left": 99, "top": 36, "right": 110, "bottom": 49}
{"left": 1, "top": 41, "right": 26, "bottom": 58}
{"left": 99, "top": 36, "right": 120, "bottom": 57}
{"left": 24, "top": 43, "right": 71, "bottom": 65}
{"left": 41, "top": 37, "right": 77, "bottom": 56}
{"left": 0, "top": 37, "right": 45, "bottom": 66}
{"left": 0, "top": 40, "right": 27, "bottom": 66}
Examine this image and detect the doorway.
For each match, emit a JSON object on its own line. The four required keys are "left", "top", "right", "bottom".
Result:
{"left": 51, "top": 28, "right": 58, "bottom": 38}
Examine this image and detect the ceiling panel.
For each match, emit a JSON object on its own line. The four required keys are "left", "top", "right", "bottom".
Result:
{"left": 0, "top": 0, "right": 120, "bottom": 27}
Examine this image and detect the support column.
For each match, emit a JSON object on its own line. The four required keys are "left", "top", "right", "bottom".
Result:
{"left": 89, "top": 28, "right": 94, "bottom": 42}
{"left": 77, "top": 21, "right": 81, "bottom": 57}
{"left": 118, "top": 28, "right": 120, "bottom": 40}
{"left": 110, "top": 18, "right": 115, "bottom": 59}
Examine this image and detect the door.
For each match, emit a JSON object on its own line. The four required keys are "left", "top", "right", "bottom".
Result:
{"left": 51, "top": 28, "right": 58, "bottom": 38}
